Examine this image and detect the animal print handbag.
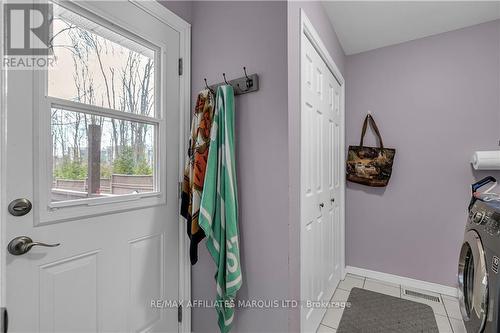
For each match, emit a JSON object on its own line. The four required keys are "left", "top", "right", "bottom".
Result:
{"left": 346, "top": 114, "right": 396, "bottom": 187}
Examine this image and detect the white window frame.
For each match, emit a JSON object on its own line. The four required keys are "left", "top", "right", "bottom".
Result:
{"left": 34, "top": 0, "right": 167, "bottom": 225}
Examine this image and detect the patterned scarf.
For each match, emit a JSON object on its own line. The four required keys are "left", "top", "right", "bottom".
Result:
{"left": 180, "top": 89, "right": 215, "bottom": 264}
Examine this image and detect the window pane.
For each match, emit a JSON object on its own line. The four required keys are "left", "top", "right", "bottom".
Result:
{"left": 48, "top": 4, "right": 156, "bottom": 117}
{"left": 51, "top": 108, "right": 156, "bottom": 203}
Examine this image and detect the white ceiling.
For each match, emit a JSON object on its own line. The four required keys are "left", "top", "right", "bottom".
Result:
{"left": 323, "top": 1, "right": 500, "bottom": 55}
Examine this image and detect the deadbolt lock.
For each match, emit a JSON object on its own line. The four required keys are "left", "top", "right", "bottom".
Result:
{"left": 8, "top": 198, "right": 32, "bottom": 216}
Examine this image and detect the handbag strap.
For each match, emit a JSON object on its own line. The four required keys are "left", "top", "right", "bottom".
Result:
{"left": 360, "top": 114, "right": 384, "bottom": 149}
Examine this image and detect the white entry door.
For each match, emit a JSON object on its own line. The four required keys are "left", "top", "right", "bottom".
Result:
{"left": 300, "top": 27, "right": 344, "bottom": 332}
{"left": 4, "top": 1, "right": 181, "bottom": 332}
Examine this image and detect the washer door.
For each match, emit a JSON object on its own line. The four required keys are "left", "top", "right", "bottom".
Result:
{"left": 458, "top": 230, "right": 489, "bottom": 333}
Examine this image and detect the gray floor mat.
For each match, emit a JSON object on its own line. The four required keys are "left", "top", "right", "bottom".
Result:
{"left": 336, "top": 287, "right": 439, "bottom": 333}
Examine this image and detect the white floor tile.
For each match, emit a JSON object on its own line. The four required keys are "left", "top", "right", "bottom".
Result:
{"left": 449, "top": 317, "right": 466, "bottom": 333}
{"left": 331, "top": 288, "right": 350, "bottom": 302}
{"left": 443, "top": 299, "right": 462, "bottom": 320}
{"left": 321, "top": 307, "right": 344, "bottom": 329}
{"left": 365, "top": 277, "right": 400, "bottom": 289}
{"left": 337, "top": 274, "right": 364, "bottom": 291}
{"left": 441, "top": 295, "right": 462, "bottom": 320}
{"left": 317, "top": 324, "right": 337, "bottom": 333}
{"left": 434, "top": 314, "right": 452, "bottom": 333}
{"left": 401, "top": 286, "right": 447, "bottom": 316}
{"left": 363, "top": 279, "right": 400, "bottom": 298}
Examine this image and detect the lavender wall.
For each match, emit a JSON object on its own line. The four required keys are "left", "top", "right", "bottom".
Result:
{"left": 162, "top": 1, "right": 290, "bottom": 331}
{"left": 345, "top": 20, "right": 500, "bottom": 287}
{"left": 188, "top": 2, "right": 289, "bottom": 332}
{"left": 287, "top": 3, "right": 346, "bottom": 330}
{"left": 159, "top": 1, "right": 192, "bottom": 23}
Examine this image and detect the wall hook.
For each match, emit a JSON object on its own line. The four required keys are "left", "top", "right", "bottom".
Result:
{"left": 223, "top": 73, "right": 229, "bottom": 85}
{"left": 243, "top": 66, "right": 253, "bottom": 89}
{"left": 243, "top": 66, "right": 250, "bottom": 80}
{"left": 237, "top": 66, "right": 254, "bottom": 92}
{"left": 237, "top": 66, "right": 253, "bottom": 92}
{"left": 204, "top": 78, "right": 214, "bottom": 94}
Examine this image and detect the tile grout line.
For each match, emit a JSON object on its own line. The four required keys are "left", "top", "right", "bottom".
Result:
{"left": 322, "top": 277, "right": 359, "bottom": 331}
{"left": 319, "top": 291, "right": 333, "bottom": 329}
{"left": 320, "top": 322, "right": 338, "bottom": 330}
{"left": 320, "top": 278, "right": 350, "bottom": 331}
{"left": 440, "top": 294, "right": 455, "bottom": 333}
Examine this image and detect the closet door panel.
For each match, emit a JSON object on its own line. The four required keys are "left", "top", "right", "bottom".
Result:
{"left": 301, "top": 32, "right": 343, "bottom": 332}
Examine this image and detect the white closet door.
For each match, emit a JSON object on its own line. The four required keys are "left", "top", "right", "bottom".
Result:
{"left": 324, "top": 66, "right": 342, "bottom": 297}
{"left": 301, "top": 32, "right": 343, "bottom": 333}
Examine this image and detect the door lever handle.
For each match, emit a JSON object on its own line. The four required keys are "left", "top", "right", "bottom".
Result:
{"left": 7, "top": 236, "right": 60, "bottom": 255}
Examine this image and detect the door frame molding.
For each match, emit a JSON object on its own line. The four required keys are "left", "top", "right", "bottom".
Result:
{"left": 299, "top": 8, "right": 346, "bottom": 331}
{"left": 0, "top": 1, "right": 192, "bottom": 332}
{"left": 0, "top": 0, "right": 6, "bottom": 313}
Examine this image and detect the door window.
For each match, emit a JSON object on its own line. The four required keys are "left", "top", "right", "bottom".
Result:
{"left": 45, "top": 3, "right": 161, "bottom": 207}
{"left": 51, "top": 108, "right": 156, "bottom": 202}
{"left": 48, "top": 4, "right": 156, "bottom": 115}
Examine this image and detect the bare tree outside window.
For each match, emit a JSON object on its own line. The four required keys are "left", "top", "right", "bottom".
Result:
{"left": 48, "top": 4, "right": 157, "bottom": 202}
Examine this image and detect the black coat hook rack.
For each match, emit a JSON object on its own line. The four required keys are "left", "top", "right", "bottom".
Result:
{"left": 204, "top": 67, "right": 259, "bottom": 96}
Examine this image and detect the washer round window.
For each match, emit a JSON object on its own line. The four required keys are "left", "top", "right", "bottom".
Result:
{"left": 458, "top": 230, "right": 488, "bottom": 333}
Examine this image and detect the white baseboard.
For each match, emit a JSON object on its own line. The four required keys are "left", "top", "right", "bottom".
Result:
{"left": 346, "top": 266, "right": 458, "bottom": 297}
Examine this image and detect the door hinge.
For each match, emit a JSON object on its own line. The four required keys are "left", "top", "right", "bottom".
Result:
{"left": 178, "top": 58, "right": 183, "bottom": 76}
{"left": 1, "top": 307, "right": 8, "bottom": 333}
{"left": 178, "top": 304, "right": 182, "bottom": 323}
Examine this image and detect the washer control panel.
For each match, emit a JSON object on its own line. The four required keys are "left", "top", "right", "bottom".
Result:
{"left": 470, "top": 201, "right": 500, "bottom": 236}
{"left": 485, "top": 219, "right": 500, "bottom": 236}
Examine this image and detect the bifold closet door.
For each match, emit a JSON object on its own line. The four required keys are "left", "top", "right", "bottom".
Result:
{"left": 301, "top": 32, "right": 342, "bottom": 332}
